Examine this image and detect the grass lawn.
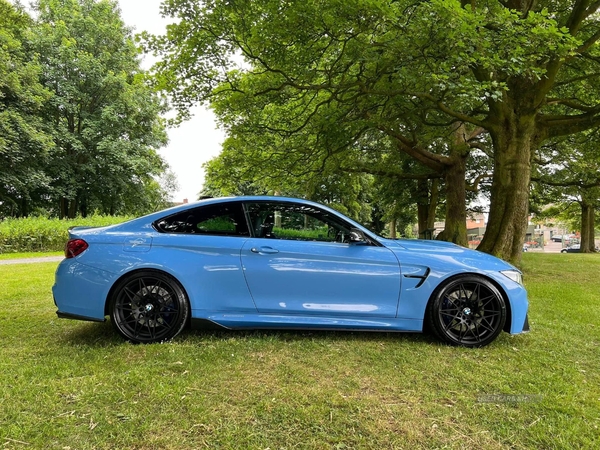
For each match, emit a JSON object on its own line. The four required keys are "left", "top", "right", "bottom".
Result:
{"left": 1, "top": 253, "right": 599, "bottom": 449}
{"left": 0, "top": 251, "right": 63, "bottom": 260}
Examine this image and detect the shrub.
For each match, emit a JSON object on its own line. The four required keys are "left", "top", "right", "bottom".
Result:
{"left": 0, "top": 215, "right": 132, "bottom": 253}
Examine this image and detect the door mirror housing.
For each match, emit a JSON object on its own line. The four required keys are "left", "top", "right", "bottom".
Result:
{"left": 349, "top": 228, "right": 368, "bottom": 244}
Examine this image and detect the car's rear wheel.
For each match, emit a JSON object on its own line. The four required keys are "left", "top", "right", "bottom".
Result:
{"left": 110, "top": 271, "right": 189, "bottom": 344}
{"left": 427, "top": 275, "right": 506, "bottom": 348}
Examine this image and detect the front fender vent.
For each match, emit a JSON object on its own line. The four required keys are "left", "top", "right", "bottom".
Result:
{"left": 402, "top": 267, "right": 430, "bottom": 288}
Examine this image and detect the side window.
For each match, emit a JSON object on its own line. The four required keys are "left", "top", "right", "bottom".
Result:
{"left": 245, "top": 202, "right": 352, "bottom": 243}
{"left": 154, "top": 202, "right": 249, "bottom": 236}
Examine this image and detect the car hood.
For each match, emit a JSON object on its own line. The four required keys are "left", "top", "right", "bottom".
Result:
{"left": 379, "top": 238, "right": 519, "bottom": 274}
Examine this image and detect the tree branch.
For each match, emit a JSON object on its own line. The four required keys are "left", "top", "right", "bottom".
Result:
{"left": 532, "top": 176, "right": 600, "bottom": 189}
{"left": 545, "top": 98, "right": 597, "bottom": 112}
{"left": 542, "top": 111, "right": 600, "bottom": 137}
{"left": 376, "top": 124, "right": 448, "bottom": 173}
{"left": 340, "top": 165, "right": 441, "bottom": 180}
{"left": 564, "top": 0, "right": 593, "bottom": 35}
{"left": 466, "top": 173, "right": 492, "bottom": 192}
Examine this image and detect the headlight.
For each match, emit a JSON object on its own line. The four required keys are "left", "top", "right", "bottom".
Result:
{"left": 501, "top": 270, "right": 523, "bottom": 285}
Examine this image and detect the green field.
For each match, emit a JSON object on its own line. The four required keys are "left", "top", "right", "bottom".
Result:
{"left": 1, "top": 253, "right": 599, "bottom": 449}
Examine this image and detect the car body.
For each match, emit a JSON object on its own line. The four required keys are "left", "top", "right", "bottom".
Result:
{"left": 561, "top": 244, "right": 580, "bottom": 253}
{"left": 551, "top": 235, "right": 563, "bottom": 242}
{"left": 53, "top": 196, "right": 529, "bottom": 347}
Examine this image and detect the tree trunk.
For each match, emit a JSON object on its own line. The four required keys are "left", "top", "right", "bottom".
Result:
{"left": 580, "top": 196, "right": 596, "bottom": 253}
{"left": 437, "top": 155, "right": 468, "bottom": 246}
{"left": 416, "top": 179, "right": 430, "bottom": 237}
{"left": 59, "top": 198, "right": 68, "bottom": 219}
{"left": 389, "top": 218, "right": 397, "bottom": 239}
{"left": 417, "top": 179, "right": 438, "bottom": 239}
{"left": 68, "top": 198, "right": 78, "bottom": 219}
{"left": 437, "top": 126, "right": 469, "bottom": 247}
{"left": 478, "top": 107, "right": 536, "bottom": 264}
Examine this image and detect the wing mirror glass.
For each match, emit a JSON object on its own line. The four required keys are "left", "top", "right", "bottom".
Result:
{"left": 349, "top": 228, "right": 368, "bottom": 244}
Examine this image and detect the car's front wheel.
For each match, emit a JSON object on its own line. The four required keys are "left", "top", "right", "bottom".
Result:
{"left": 109, "top": 271, "right": 189, "bottom": 343}
{"left": 427, "top": 275, "right": 506, "bottom": 348}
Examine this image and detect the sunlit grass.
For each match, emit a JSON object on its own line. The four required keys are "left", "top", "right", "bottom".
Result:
{"left": 0, "top": 253, "right": 599, "bottom": 449}
{"left": 0, "top": 251, "right": 63, "bottom": 260}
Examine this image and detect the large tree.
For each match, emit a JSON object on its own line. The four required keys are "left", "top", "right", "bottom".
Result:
{"left": 31, "top": 0, "right": 170, "bottom": 218}
{"left": 148, "top": 0, "right": 600, "bottom": 263}
{"left": 0, "top": 0, "right": 53, "bottom": 217}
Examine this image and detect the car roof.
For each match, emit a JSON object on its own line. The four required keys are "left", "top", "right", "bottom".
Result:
{"left": 110, "top": 196, "right": 370, "bottom": 234}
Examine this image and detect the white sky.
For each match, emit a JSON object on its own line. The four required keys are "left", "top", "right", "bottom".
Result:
{"left": 118, "top": 0, "right": 224, "bottom": 202}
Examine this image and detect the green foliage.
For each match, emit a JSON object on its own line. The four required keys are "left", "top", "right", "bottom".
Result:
{"left": 272, "top": 226, "right": 330, "bottom": 241}
{"left": 25, "top": 0, "right": 170, "bottom": 218}
{"left": 0, "top": 214, "right": 131, "bottom": 253}
{"left": 0, "top": 253, "right": 599, "bottom": 447}
{"left": 0, "top": 0, "right": 177, "bottom": 219}
{"left": 0, "top": 0, "right": 54, "bottom": 217}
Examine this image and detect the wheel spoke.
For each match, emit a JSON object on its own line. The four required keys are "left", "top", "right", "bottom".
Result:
{"left": 471, "top": 322, "right": 482, "bottom": 343}
{"left": 479, "top": 295, "right": 498, "bottom": 309}
{"left": 443, "top": 315, "right": 463, "bottom": 332}
{"left": 479, "top": 317, "right": 497, "bottom": 332}
{"left": 457, "top": 323, "right": 469, "bottom": 342}
{"left": 123, "top": 286, "right": 138, "bottom": 303}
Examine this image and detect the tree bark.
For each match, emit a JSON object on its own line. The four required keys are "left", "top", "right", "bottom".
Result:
{"left": 580, "top": 195, "right": 597, "bottom": 252}
{"left": 59, "top": 198, "right": 68, "bottom": 220}
{"left": 438, "top": 155, "right": 468, "bottom": 246}
{"left": 437, "top": 124, "right": 470, "bottom": 247}
{"left": 389, "top": 218, "right": 397, "bottom": 239}
{"left": 417, "top": 179, "right": 439, "bottom": 239}
{"left": 68, "top": 198, "right": 78, "bottom": 219}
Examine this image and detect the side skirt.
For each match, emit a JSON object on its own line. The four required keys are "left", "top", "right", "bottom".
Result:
{"left": 191, "top": 312, "right": 423, "bottom": 332}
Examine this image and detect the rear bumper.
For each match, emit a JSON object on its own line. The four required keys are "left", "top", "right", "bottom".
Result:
{"left": 52, "top": 259, "right": 116, "bottom": 321}
{"left": 522, "top": 314, "right": 530, "bottom": 332}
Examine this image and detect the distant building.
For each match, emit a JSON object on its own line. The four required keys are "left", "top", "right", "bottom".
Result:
{"left": 170, "top": 198, "right": 189, "bottom": 207}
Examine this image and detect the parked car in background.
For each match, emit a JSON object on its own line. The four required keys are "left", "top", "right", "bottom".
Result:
{"left": 561, "top": 244, "right": 580, "bottom": 253}
{"left": 52, "top": 196, "right": 530, "bottom": 348}
{"left": 561, "top": 244, "right": 599, "bottom": 253}
{"left": 551, "top": 235, "right": 563, "bottom": 242}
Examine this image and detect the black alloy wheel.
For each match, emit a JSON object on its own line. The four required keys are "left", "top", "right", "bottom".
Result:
{"left": 110, "top": 271, "right": 189, "bottom": 343}
{"left": 427, "top": 275, "right": 506, "bottom": 348}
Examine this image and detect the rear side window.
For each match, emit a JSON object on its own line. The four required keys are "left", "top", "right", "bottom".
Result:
{"left": 154, "top": 202, "right": 249, "bottom": 236}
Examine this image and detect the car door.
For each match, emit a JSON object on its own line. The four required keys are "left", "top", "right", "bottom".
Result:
{"left": 240, "top": 201, "right": 402, "bottom": 317}
{"left": 151, "top": 201, "right": 257, "bottom": 313}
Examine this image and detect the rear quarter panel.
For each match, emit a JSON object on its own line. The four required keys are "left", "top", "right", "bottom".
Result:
{"left": 68, "top": 229, "right": 256, "bottom": 317}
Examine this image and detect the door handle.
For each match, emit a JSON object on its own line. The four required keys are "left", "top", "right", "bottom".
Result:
{"left": 251, "top": 246, "right": 279, "bottom": 254}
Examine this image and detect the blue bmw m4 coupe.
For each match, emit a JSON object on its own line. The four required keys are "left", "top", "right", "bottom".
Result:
{"left": 53, "top": 196, "right": 529, "bottom": 347}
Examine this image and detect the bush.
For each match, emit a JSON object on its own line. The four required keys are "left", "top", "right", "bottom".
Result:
{"left": 0, "top": 215, "right": 132, "bottom": 253}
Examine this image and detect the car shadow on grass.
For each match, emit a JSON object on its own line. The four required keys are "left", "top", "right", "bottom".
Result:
{"left": 60, "top": 319, "right": 440, "bottom": 348}
{"left": 185, "top": 327, "right": 440, "bottom": 347}
{"left": 60, "top": 320, "right": 123, "bottom": 347}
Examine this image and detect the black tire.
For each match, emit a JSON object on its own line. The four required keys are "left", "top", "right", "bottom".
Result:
{"left": 427, "top": 275, "right": 506, "bottom": 348}
{"left": 109, "top": 271, "right": 190, "bottom": 344}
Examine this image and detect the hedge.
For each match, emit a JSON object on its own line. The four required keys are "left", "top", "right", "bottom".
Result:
{"left": 0, "top": 215, "right": 132, "bottom": 253}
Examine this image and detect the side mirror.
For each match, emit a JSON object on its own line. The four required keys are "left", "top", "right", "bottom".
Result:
{"left": 349, "top": 228, "right": 368, "bottom": 244}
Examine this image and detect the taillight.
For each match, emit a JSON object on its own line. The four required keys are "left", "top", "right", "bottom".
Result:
{"left": 65, "top": 239, "right": 89, "bottom": 258}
